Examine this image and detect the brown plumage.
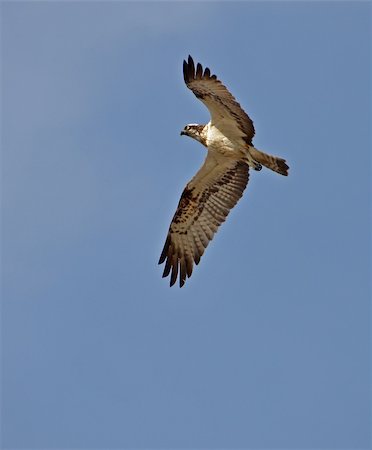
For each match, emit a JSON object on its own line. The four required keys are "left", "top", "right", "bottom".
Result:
{"left": 159, "top": 56, "right": 289, "bottom": 287}
{"left": 159, "top": 160, "right": 249, "bottom": 287}
{"left": 183, "top": 55, "right": 256, "bottom": 145}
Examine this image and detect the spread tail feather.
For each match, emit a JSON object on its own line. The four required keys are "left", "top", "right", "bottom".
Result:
{"left": 249, "top": 147, "right": 289, "bottom": 176}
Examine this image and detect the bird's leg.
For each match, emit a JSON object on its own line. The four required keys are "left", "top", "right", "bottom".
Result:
{"left": 246, "top": 147, "right": 263, "bottom": 171}
{"left": 246, "top": 154, "right": 262, "bottom": 171}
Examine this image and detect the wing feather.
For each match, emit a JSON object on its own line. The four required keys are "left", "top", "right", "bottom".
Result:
{"left": 183, "top": 55, "right": 255, "bottom": 144}
{"left": 159, "top": 154, "right": 249, "bottom": 287}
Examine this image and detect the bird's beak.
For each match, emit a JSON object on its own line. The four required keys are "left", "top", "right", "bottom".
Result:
{"left": 180, "top": 131, "right": 185, "bottom": 136}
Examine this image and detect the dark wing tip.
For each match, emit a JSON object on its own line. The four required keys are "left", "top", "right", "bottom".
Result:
{"left": 203, "top": 67, "right": 211, "bottom": 79}
{"left": 188, "top": 55, "right": 195, "bottom": 78}
{"left": 183, "top": 55, "right": 195, "bottom": 85}
{"left": 170, "top": 260, "right": 178, "bottom": 287}
{"left": 159, "top": 233, "right": 187, "bottom": 288}
{"left": 183, "top": 55, "right": 219, "bottom": 87}
{"left": 196, "top": 62, "right": 203, "bottom": 79}
{"left": 158, "top": 234, "right": 171, "bottom": 264}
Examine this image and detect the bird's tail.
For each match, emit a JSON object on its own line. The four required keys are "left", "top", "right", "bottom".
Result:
{"left": 249, "top": 147, "right": 289, "bottom": 176}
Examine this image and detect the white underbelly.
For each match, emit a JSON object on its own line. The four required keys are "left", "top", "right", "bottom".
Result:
{"left": 206, "top": 124, "right": 245, "bottom": 157}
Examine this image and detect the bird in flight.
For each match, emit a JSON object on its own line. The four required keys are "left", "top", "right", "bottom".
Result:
{"left": 159, "top": 55, "right": 289, "bottom": 287}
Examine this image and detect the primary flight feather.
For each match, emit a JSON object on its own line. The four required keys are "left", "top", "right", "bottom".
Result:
{"left": 159, "top": 56, "right": 289, "bottom": 287}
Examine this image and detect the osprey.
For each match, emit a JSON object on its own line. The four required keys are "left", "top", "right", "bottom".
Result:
{"left": 159, "top": 55, "right": 289, "bottom": 287}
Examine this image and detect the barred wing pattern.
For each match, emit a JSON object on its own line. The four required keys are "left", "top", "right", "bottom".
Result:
{"left": 159, "top": 157, "right": 249, "bottom": 287}
{"left": 183, "top": 55, "right": 255, "bottom": 145}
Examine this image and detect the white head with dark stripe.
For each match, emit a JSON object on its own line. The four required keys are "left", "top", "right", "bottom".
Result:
{"left": 180, "top": 124, "right": 207, "bottom": 145}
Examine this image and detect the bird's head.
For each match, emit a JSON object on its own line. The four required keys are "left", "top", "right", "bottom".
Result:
{"left": 180, "top": 124, "right": 206, "bottom": 145}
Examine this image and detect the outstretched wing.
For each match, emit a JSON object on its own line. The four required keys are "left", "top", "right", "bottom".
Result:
{"left": 159, "top": 154, "right": 249, "bottom": 287}
{"left": 183, "top": 55, "right": 255, "bottom": 145}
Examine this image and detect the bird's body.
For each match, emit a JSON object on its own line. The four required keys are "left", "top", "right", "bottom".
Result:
{"left": 159, "top": 56, "right": 289, "bottom": 287}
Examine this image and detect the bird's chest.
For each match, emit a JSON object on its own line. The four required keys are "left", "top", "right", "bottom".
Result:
{"left": 205, "top": 125, "right": 242, "bottom": 156}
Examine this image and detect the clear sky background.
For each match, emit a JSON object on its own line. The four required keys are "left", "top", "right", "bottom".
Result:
{"left": 1, "top": 1, "right": 371, "bottom": 449}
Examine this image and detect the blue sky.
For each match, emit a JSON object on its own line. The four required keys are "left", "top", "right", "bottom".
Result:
{"left": 1, "top": 1, "right": 371, "bottom": 449}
